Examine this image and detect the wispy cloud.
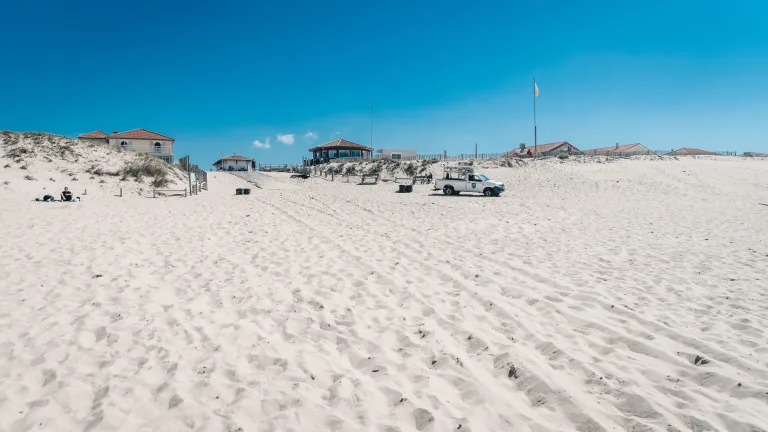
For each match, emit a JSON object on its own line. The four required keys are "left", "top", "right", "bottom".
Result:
{"left": 304, "top": 131, "right": 318, "bottom": 140}
{"left": 253, "top": 137, "right": 271, "bottom": 149}
{"left": 276, "top": 133, "right": 295, "bottom": 145}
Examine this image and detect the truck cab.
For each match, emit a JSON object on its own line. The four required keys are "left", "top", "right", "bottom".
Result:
{"left": 434, "top": 167, "right": 505, "bottom": 197}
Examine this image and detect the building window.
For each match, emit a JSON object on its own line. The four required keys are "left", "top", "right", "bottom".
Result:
{"left": 351, "top": 150, "right": 361, "bottom": 158}
{"left": 329, "top": 150, "right": 337, "bottom": 158}
{"left": 391, "top": 153, "right": 402, "bottom": 160}
{"left": 120, "top": 140, "right": 129, "bottom": 147}
{"left": 339, "top": 150, "right": 350, "bottom": 158}
{"left": 161, "top": 156, "right": 171, "bottom": 164}
{"left": 153, "top": 142, "right": 162, "bottom": 153}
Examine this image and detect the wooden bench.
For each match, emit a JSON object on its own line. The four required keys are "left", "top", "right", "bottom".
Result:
{"left": 395, "top": 175, "right": 430, "bottom": 185}
{"left": 359, "top": 174, "right": 379, "bottom": 185}
{"left": 153, "top": 189, "right": 187, "bottom": 198}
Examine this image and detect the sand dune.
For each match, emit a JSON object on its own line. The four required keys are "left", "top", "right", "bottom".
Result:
{"left": 1, "top": 158, "right": 767, "bottom": 431}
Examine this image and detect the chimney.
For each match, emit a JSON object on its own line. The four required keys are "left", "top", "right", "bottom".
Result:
{"left": 113, "top": 131, "right": 119, "bottom": 134}
{"left": 615, "top": 142, "right": 619, "bottom": 149}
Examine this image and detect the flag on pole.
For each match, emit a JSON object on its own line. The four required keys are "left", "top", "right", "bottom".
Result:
{"left": 534, "top": 81, "right": 539, "bottom": 97}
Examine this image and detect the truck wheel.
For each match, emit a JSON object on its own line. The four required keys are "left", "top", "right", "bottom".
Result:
{"left": 483, "top": 188, "right": 494, "bottom": 197}
{"left": 443, "top": 186, "right": 454, "bottom": 195}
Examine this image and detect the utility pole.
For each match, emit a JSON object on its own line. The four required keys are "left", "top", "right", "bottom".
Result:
{"left": 475, "top": 142, "right": 478, "bottom": 160}
{"left": 370, "top": 104, "right": 373, "bottom": 151}
{"left": 533, "top": 78, "right": 538, "bottom": 159}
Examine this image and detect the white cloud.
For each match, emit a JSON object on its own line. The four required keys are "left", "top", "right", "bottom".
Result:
{"left": 276, "top": 133, "right": 295, "bottom": 145}
{"left": 304, "top": 131, "right": 318, "bottom": 140}
{"left": 252, "top": 137, "right": 271, "bottom": 149}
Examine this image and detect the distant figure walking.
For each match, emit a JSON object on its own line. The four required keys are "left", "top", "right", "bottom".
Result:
{"left": 251, "top": 160, "right": 256, "bottom": 171}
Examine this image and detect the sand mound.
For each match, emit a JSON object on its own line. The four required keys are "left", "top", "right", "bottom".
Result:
{"left": 2, "top": 155, "right": 767, "bottom": 431}
{"left": 0, "top": 131, "right": 188, "bottom": 201}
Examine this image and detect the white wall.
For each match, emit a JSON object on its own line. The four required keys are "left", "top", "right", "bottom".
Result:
{"left": 377, "top": 148, "right": 417, "bottom": 159}
{"left": 218, "top": 159, "right": 252, "bottom": 170}
{"left": 109, "top": 138, "right": 173, "bottom": 156}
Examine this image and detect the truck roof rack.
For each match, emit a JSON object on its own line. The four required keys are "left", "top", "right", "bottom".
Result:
{"left": 443, "top": 165, "right": 475, "bottom": 173}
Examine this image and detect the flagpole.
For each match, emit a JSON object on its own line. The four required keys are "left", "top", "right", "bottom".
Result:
{"left": 533, "top": 78, "right": 538, "bottom": 160}
{"left": 370, "top": 104, "right": 373, "bottom": 148}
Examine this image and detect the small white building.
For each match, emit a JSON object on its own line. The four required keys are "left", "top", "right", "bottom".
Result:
{"left": 78, "top": 128, "right": 176, "bottom": 164}
{"left": 213, "top": 154, "right": 254, "bottom": 172}
{"left": 376, "top": 148, "right": 417, "bottom": 160}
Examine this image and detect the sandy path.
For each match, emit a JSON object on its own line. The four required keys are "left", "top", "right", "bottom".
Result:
{"left": 1, "top": 160, "right": 767, "bottom": 432}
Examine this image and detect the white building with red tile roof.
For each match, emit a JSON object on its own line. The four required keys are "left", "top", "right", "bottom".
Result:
{"left": 505, "top": 141, "right": 580, "bottom": 157}
{"left": 213, "top": 154, "right": 255, "bottom": 172}
{"left": 582, "top": 143, "right": 655, "bottom": 156}
{"left": 666, "top": 148, "right": 720, "bottom": 156}
{"left": 77, "top": 128, "right": 176, "bottom": 164}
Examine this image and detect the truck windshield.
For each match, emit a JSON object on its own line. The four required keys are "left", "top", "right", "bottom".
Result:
{"left": 477, "top": 174, "right": 489, "bottom": 181}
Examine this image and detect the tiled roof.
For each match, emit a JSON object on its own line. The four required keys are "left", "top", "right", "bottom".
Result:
{"left": 78, "top": 130, "right": 109, "bottom": 139}
{"left": 506, "top": 141, "right": 578, "bottom": 156}
{"left": 583, "top": 143, "right": 653, "bottom": 154}
{"left": 109, "top": 128, "right": 174, "bottom": 141}
{"left": 309, "top": 138, "right": 373, "bottom": 152}
{"left": 667, "top": 148, "right": 718, "bottom": 156}
{"left": 213, "top": 154, "right": 254, "bottom": 165}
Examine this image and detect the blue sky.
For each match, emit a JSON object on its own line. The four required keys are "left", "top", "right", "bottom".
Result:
{"left": 1, "top": 0, "right": 766, "bottom": 164}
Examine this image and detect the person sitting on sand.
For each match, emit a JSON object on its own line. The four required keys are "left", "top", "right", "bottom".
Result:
{"left": 61, "top": 187, "right": 74, "bottom": 202}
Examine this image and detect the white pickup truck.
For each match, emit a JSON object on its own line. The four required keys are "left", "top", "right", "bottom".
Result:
{"left": 434, "top": 167, "right": 505, "bottom": 196}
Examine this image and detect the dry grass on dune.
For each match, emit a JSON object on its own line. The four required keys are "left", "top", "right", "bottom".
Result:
{"left": 0, "top": 131, "right": 187, "bottom": 198}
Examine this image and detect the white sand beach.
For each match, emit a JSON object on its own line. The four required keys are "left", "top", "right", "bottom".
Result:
{"left": 2, "top": 154, "right": 768, "bottom": 431}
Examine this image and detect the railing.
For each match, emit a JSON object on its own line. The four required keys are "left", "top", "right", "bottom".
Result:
{"left": 304, "top": 157, "right": 369, "bottom": 166}
{"left": 120, "top": 145, "right": 172, "bottom": 155}
{"left": 373, "top": 152, "right": 506, "bottom": 161}
{"left": 582, "top": 150, "right": 659, "bottom": 157}
{"left": 259, "top": 164, "right": 302, "bottom": 172}
{"left": 586, "top": 150, "right": 742, "bottom": 157}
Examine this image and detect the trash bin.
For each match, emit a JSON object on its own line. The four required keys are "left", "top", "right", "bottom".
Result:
{"left": 405, "top": 185, "right": 413, "bottom": 193}
{"left": 236, "top": 188, "right": 243, "bottom": 195}
{"left": 243, "top": 188, "right": 251, "bottom": 195}
{"left": 398, "top": 185, "right": 407, "bottom": 193}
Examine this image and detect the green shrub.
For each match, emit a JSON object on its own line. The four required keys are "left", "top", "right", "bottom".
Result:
{"left": 402, "top": 162, "right": 418, "bottom": 177}
{"left": 121, "top": 159, "right": 171, "bottom": 189}
{"left": 150, "top": 177, "right": 171, "bottom": 188}
{"left": 558, "top": 153, "right": 570, "bottom": 160}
